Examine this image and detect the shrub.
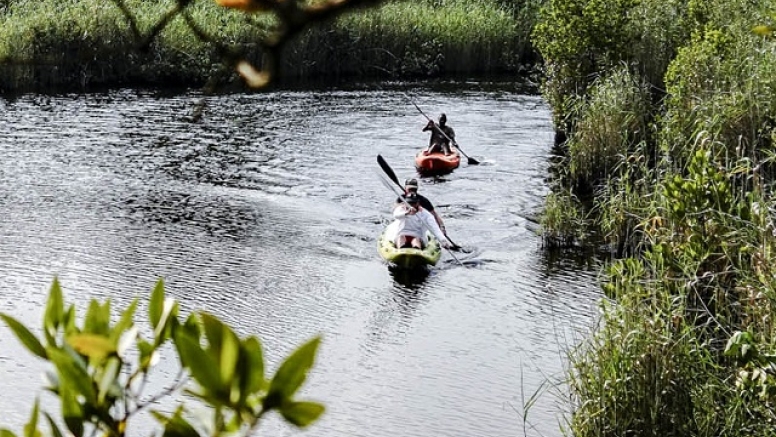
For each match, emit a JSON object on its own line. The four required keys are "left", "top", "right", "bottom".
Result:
{"left": 0, "top": 278, "right": 324, "bottom": 437}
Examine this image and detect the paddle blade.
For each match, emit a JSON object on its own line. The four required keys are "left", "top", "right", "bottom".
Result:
{"left": 377, "top": 155, "right": 403, "bottom": 188}
{"left": 467, "top": 157, "right": 480, "bottom": 165}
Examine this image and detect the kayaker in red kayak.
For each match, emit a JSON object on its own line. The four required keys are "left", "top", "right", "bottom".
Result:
{"left": 423, "top": 113, "right": 456, "bottom": 156}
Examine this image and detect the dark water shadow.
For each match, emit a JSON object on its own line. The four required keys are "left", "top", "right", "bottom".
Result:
{"left": 388, "top": 265, "right": 431, "bottom": 290}
{"left": 416, "top": 168, "right": 457, "bottom": 178}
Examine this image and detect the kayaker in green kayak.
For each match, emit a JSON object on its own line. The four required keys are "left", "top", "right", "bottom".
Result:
{"left": 396, "top": 178, "right": 450, "bottom": 236}
{"left": 385, "top": 193, "right": 452, "bottom": 250}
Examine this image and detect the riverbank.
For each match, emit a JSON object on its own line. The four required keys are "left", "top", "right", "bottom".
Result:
{"left": 533, "top": 0, "right": 776, "bottom": 434}
{"left": 0, "top": 0, "right": 536, "bottom": 92}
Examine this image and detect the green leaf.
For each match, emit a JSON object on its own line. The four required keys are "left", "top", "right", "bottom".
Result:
{"left": 174, "top": 330, "right": 224, "bottom": 397}
{"left": 217, "top": 323, "right": 240, "bottom": 387}
{"left": 267, "top": 336, "right": 321, "bottom": 402}
{"left": 47, "top": 348, "right": 96, "bottom": 403}
{"left": 59, "top": 384, "right": 84, "bottom": 437}
{"left": 66, "top": 334, "right": 116, "bottom": 362}
{"left": 86, "top": 300, "right": 111, "bottom": 336}
{"left": 154, "top": 298, "right": 179, "bottom": 345}
{"left": 23, "top": 398, "right": 40, "bottom": 437}
{"left": 149, "top": 279, "right": 165, "bottom": 330}
{"left": 201, "top": 314, "right": 224, "bottom": 357}
{"left": 138, "top": 339, "right": 158, "bottom": 371}
{"left": 109, "top": 298, "right": 138, "bottom": 345}
{"left": 0, "top": 313, "right": 47, "bottom": 359}
{"left": 240, "top": 337, "right": 265, "bottom": 396}
{"left": 181, "top": 313, "right": 201, "bottom": 339}
{"left": 43, "top": 413, "right": 65, "bottom": 437}
{"left": 97, "top": 357, "right": 121, "bottom": 405}
{"left": 43, "top": 278, "right": 64, "bottom": 345}
{"left": 224, "top": 413, "right": 241, "bottom": 433}
{"left": 279, "top": 401, "right": 325, "bottom": 428}
{"left": 1, "top": 430, "right": 18, "bottom": 437}
{"left": 753, "top": 25, "right": 775, "bottom": 37}
{"left": 63, "top": 306, "right": 77, "bottom": 336}
{"left": 152, "top": 407, "right": 202, "bottom": 437}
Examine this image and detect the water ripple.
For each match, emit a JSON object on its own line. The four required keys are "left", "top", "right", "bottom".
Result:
{"left": 0, "top": 84, "right": 602, "bottom": 437}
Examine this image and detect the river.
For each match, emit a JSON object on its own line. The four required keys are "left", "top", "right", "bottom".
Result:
{"left": 0, "top": 81, "right": 602, "bottom": 437}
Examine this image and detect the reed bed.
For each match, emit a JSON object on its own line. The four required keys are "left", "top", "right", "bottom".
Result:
{"left": 534, "top": 0, "right": 776, "bottom": 433}
{"left": 0, "top": 0, "right": 526, "bottom": 91}
{"left": 286, "top": 0, "right": 521, "bottom": 79}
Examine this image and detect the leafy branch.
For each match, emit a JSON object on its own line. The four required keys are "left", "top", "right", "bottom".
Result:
{"left": 0, "top": 278, "right": 324, "bottom": 437}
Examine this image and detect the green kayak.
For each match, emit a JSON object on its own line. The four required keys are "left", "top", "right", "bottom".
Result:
{"left": 377, "top": 231, "right": 441, "bottom": 269}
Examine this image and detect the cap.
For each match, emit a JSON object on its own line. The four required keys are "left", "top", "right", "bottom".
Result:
{"left": 439, "top": 113, "right": 447, "bottom": 123}
{"left": 405, "top": 178, "right": 419, "bottom": 189}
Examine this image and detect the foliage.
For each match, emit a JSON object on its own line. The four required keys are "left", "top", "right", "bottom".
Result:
{"left": 531, "top": 0, "right": 638, "bottom": 128}
{"left": 0, "top": 278, "right": 324, "bottom": 437}
{"left": 0, "top": 0, "right": 531, "bottom": 91}
{"left": 567, "top": 66, "right": 652, "bottom": 190}
{"left": 569, "top": 277, "right": 721, "bottom": 436}
{"left": 662, "top": 25, "right": 776, "bottom": 172}
{"left": 592, "top": 143, "right": 656, "bottom": 258}
{"left": 627, "top": 0, "right": 690, "bottom": 89}
{"left": 570, "top": 132, "right": 776, "bottom": 436}
{"left": 0, "top": 0, "right": 390, "bottom": 91}
{"left": 286, "top": 0, "right": 522, "bottom": 80}
{"left": 726, "top": 331, "right": 776, "bottom": 400}
{"left": 540, "top": 187, "right": 587, "bottom": 247}
{"left": 538, "top": 0, "right": 776, "bottom": 433}
{"left": 570, "top": 139, "right": 776, "bottom": 435}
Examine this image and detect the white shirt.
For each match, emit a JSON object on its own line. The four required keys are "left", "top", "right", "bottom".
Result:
{"left": 384, "top": 204, "right": 448, "bottom": 245}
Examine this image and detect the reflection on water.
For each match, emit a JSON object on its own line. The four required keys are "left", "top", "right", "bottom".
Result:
{"left": 389, "top": 265, "right": 431, "bottom": 290}
{"left": 0, "top": 83, "right": 602, "bottom": 437}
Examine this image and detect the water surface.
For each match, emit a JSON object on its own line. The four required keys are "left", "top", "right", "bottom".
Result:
{"left": 0, "top": 82, "right": 602, "bottom": 437}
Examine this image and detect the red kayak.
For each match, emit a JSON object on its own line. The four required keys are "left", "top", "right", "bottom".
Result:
{"left": 414, "top": 148, "right": 461, "bottom": 174}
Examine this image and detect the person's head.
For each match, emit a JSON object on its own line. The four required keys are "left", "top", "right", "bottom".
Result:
{"left": 439, "top": 113, "right": 447, "bottom": 127}
{"left": 404, "top": 178, "right": 419, "bottom": 193}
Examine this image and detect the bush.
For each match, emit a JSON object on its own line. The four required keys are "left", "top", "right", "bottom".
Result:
{"left": 0, "top": 278, "right": 324, "bottom": 437}
{"left": 567, "top": 66, "right": 652, "bottom": 190}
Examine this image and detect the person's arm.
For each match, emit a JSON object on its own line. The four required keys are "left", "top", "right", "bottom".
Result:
{"left": 432, "top": 210, "right": 446, "bottom": 234}
{"left": 419, "top": 209, "right": 449, "bottom": 246}
{"left": 424, "top": 121, "right": 435, "bottom": 150}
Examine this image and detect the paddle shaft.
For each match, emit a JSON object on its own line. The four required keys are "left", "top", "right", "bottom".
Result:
{"left": 407, "top": 99, "right": 479, "bottom": 165}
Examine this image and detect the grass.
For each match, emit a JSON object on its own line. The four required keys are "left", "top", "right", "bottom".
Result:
{"left": 284, "top": 0, "right": 520, "bottom": 78}
{"left": 534, "top": 0, "right": 776, "bottom": 434}
{"left": 0, "top": 0, "right": 528, "bottom": 91}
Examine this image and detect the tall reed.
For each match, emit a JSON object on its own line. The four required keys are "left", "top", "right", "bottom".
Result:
{"left": 536, "top": 0, "right": 776, "bottom": 433}
{"left": 0, "top": 0, "right": 527, "bottom": 91}
{"left": 279, "top": 0, "right": 522, "bottom": 81}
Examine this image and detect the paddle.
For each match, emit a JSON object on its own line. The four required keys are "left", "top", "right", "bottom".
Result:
{"left": 377, "top": 154, "right": 464, "bottom": 252}
{"left": 405, "top": 97, "right": 480, "bottom": 165}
